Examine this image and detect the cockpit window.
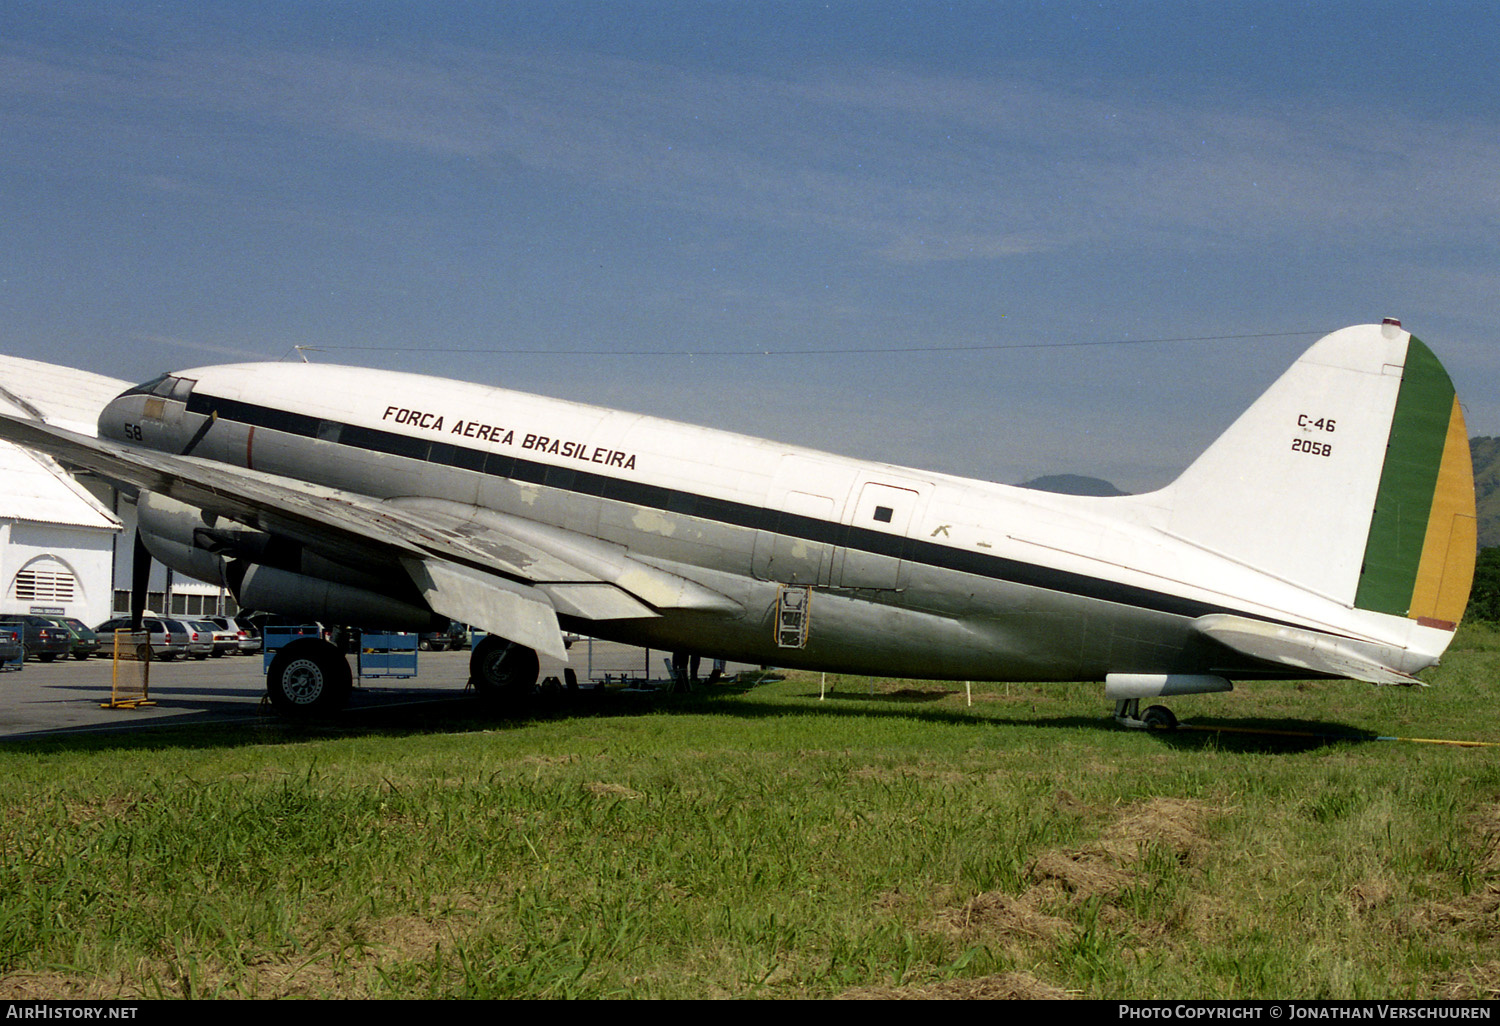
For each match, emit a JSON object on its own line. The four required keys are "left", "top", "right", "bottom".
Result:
{"left": 118, "top": 374, "right": 196, "bottom": 401}
{"left": 118, "top": 374, "right": 171, "bottom": 399}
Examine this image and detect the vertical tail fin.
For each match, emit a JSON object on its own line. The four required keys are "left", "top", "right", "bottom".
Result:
{"left": 1155, "top": 323, "right": 1476, "bottom": 626}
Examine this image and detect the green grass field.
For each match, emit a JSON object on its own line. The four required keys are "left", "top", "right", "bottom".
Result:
{"left": 3, "top": 625, "right": 1500, "bottom": 999}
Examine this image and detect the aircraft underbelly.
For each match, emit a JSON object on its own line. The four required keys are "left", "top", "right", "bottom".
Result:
{"left": 606, "top": 553, "right": 1217, "bottom": 682}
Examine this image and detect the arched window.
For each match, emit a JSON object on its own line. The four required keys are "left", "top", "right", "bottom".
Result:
{"left": 9, "top": 557, "right": 78, "bottom": 605}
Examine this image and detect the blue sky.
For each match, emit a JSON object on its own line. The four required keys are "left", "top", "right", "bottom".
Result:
{"left": 3, "top": 1, "right": 1498, "bottom": 491}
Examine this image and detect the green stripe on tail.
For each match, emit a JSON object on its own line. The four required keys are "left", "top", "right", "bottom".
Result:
{"left": 1355, "top": 337, "right": 1476, "bottom": 624}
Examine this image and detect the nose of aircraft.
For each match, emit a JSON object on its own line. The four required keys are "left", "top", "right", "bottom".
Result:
{"left": 98, "top": 390, "right": 145, "bottom": 443}
{"left": 98, "top": 373, "right": 197, "bottom": 450}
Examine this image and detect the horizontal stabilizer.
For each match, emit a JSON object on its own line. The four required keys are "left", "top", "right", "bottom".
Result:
{"left": 1193, "top": 613, "right": 1422, "bottom": 686}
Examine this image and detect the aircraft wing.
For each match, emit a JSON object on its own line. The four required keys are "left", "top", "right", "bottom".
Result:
{"left": 0, "top": 412, "right": 740, "bottom": 659}
{"left": 1192, "top": 613, "right": 1424, "bottom": 686}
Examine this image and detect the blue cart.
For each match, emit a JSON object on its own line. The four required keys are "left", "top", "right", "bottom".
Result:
{"left": 357, "top": 631, "right": 419, "bottom": 679}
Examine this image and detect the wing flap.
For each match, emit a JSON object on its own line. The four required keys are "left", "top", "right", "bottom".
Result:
{"left": 400, "top": 557, "right": 567, "bottom": 660}
{"left": 381, "top": 497, "right": 742, "bottom": 615}
{"left": 538, "top": 583, "right": 658, "bottom": 621}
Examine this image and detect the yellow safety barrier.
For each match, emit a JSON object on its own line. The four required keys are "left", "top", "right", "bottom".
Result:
{"left": 102, "top": 628, "right": 156, "bottom": 709}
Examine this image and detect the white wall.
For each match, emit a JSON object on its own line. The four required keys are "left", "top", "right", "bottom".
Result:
{"left": 0, "top": 519, "right": 118, "bottom": 627}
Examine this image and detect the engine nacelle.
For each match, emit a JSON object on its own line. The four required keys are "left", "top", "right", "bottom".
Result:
{"left": 135, "top": 492, "right": 231, "bottom": 586}
{"left": 136, "top": 491, "right": 441, "bottom": 630}
{"left": 232, "top": 563, "right": 443, "bottom": 632}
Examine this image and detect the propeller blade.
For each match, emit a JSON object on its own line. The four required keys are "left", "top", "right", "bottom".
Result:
{"left": 130, "top": 530, "right": 150, "bottom": 631}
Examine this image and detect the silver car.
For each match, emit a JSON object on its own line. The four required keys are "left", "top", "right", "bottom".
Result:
{"left": 173, "top": 618, "right": 213, "bottom": 660}
{"left": 192, "top": 620, "right": 238, "bottom": 658}
{"left": 204, "top": 616, "right": 260, "bottom": 655}
{"left": 94, "top": 617, "right": 189, "bottom": 661}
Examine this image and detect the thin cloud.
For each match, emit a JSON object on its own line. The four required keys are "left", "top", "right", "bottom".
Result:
{"left": 131, "top": 333, "right": 275, "bottom": 362}
{"left": 14, "top": 40, "right": 1496, "bottom": 268}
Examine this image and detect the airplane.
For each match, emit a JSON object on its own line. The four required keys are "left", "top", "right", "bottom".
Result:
{"left": 0, "top": 319, "right": 1477, "bottom": 728}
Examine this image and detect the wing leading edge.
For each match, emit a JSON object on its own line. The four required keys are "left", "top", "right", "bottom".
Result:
{"left": 0, "top": 412, "right": 739, "bottom": 655}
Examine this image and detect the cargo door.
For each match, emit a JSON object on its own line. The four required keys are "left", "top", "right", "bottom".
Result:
{"left": 752, "top": 455, "right": 853, "bottom": 586}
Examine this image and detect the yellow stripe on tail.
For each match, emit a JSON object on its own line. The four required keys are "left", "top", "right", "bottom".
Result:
{"left": 1408, "top": 395, "right": 1477, "bottom": 629}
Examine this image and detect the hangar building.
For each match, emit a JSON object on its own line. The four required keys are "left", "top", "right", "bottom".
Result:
{"left": 0, "top": 356, "right": 233, "bottom": 626}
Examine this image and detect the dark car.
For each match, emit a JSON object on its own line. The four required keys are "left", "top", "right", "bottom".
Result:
{"left": 0, "top": 625, "right": 21, "bottom": 668}
{"left": 44, "top": 617, "right": 101, "bottom": 660}
{"left": 419, "top": 622, "right": 468, "bottom": 652}
{"left": 0, "top": 614, "right": 73, "bottom": 662}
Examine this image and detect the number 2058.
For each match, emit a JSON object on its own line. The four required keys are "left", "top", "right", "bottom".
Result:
{"left": 1291, "top": 438, "right": 1332, "bottom": 457}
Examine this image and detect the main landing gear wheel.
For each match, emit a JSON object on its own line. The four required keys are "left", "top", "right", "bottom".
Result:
{"left": 1113, "top": 698, "right": 1178, "bottom": 731}
{"left": 266, "top": 638, "right": 352, "bottom": 718}
{"left": 470, "top": 636, "right": 541, "bottom": 710}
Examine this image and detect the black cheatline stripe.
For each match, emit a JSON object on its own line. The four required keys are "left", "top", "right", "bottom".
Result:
{"left": 184, "top": 393, "right": 1246, "bottom": 623}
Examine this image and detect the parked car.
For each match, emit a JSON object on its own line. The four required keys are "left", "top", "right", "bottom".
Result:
{"left": 204, "top": 616, "right": 260, "bottom": 655}
{"left": 192, "top": 620, "right": 238, "bottom": 658}
{"left": 0, "top": 626, "right": 22, "bottom": 668}
{"left": 44, "top": 617, "right": 100, "bottom": 660}
{"left": 174, "top": 618, "right": 214, "bottom": 660}
{"left": 94, "top": 616, "right": 190, "bottom": 661}
{"left": 0, "top": 614, "right": 72, "bottom": 662}
{"left": 419, "top": 622, "right": 468, "bottom": 652}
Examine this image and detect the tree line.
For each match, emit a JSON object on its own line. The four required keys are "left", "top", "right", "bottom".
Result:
{"left": 1470, "top": 547, "right": 1500, "bottom": 622}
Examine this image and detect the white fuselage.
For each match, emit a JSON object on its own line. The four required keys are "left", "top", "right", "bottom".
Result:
{"left": 97, "top": 361, "right": 1444, "bottom": 681}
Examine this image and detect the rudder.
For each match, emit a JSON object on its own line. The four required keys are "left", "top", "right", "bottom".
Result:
{"left": 1354, "top": 338, "right": 1476, "bottom": 627}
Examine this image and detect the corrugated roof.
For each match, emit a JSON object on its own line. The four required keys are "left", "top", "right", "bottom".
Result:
{"left": 0, "top": 440, "right": 120, "bottom": 530}
{"left": 0, "top": 355, "right": 131, "bottom": 437}
{"left": 0, "top": 355, "right": 128, "bottom": 530}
